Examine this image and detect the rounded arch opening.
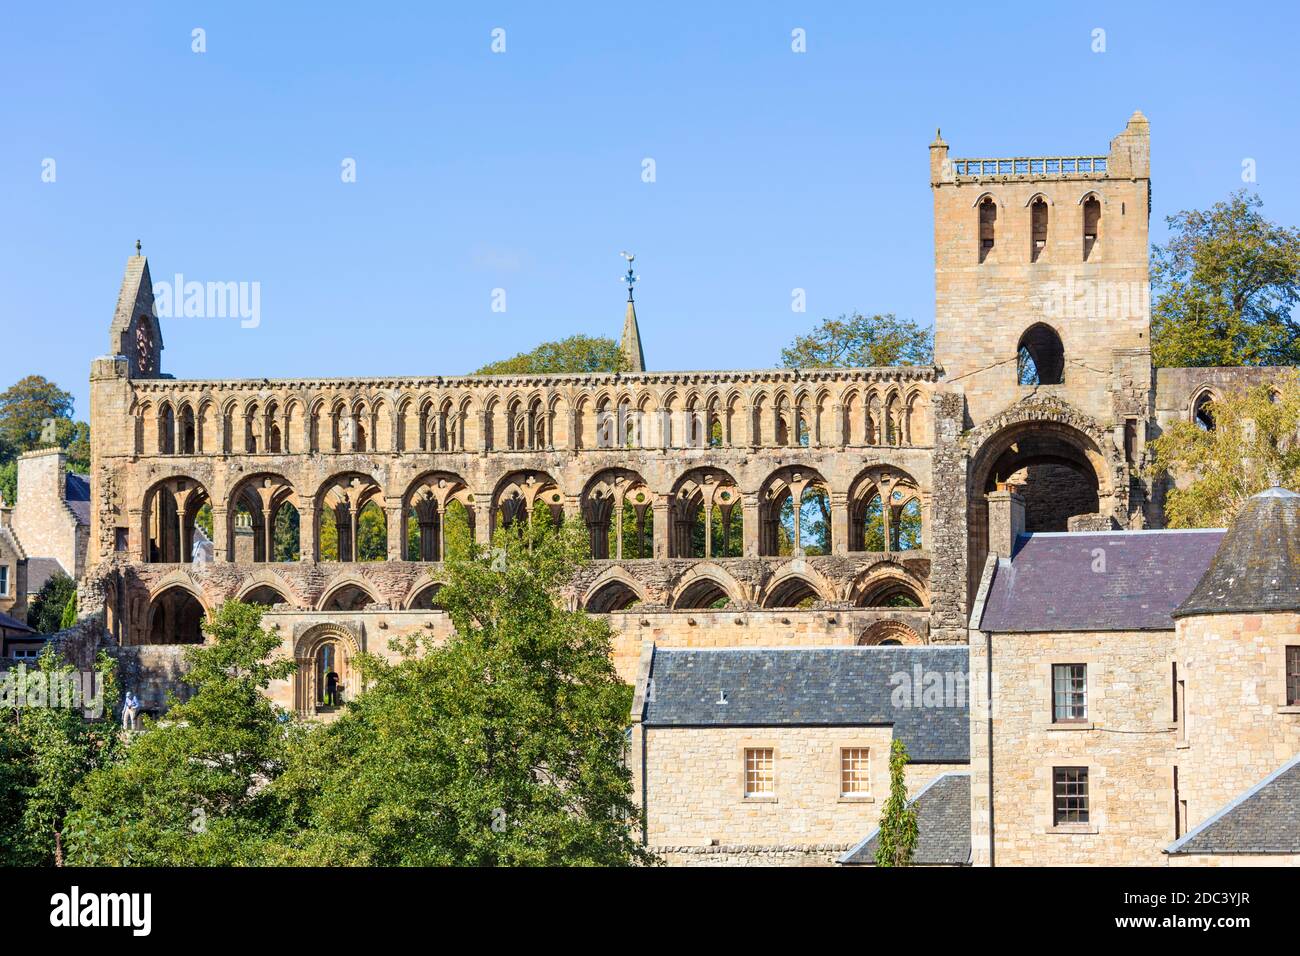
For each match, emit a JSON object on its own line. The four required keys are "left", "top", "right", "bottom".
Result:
{"left": 242, "top": 584, "right": 289, "bottom": 607}
{"left": 320, "top": 582, "right": 376, "bottom": 612}
{"left": 145, "top": 586, "right": 206, "bottom": 644}
{"left": 857, "top": 620, "right": 923, "bottom": 646}
{"left": 673, "top": 577, "right": 734, "bottom": 610}
{"left": 1017, "top": 323, "right": 1065, "bottom": 386}
{"left": 407, "top": 581, "right": 445, "bottom": 611}
{"left": 763, "top": 575, "right": 822, "bottom": 609}
{"left": 585, "top": 578, "right": 643, "bottom": 613}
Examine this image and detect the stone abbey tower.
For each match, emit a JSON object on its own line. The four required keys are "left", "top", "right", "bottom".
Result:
{"left": 78, "top": 112, "right": 1280, "bottom": 717}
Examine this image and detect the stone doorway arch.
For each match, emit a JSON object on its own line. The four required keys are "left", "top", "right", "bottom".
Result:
{"left": 294, "top": 624, "right": 360, "bottom": 716}
{"left": 964, "top": 399, "right": 1124, "bottom": 602}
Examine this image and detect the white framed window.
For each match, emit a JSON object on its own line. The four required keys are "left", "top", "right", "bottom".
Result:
{"left": 1052, "top": 663, "right": 1088, "bottom": 722}
{"left": 0, "top": 565, "right": 8, "bottom": 596}
{"left": 839, "top": 747, "right": 870, "bottom": 797}
{"left": 744, "top": 748, "right": 774, "bottom": 798}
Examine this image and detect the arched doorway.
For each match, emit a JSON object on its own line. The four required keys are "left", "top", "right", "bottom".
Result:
{"left": 967, "top": 411, "right": 1118, "bottom": 601}
{"left": 295, "top": 626, "right": 357, "bottom": 716}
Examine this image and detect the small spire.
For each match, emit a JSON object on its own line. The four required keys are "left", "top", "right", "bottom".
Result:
{"left": 135, "top": 238, "right": 142, "bottom": 256}
{"left": 618, "top": 252, "right": 645, "bottom": 372}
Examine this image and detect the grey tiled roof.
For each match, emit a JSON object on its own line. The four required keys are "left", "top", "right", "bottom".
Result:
{"left": 1167, "top": 754, "right": 1300, "bottom": 855}
{"left": 978, "top": 529, "right": 1223, "bottom": 633}
{"left": 1175, "top": 487, "right": 1300, "bottom": 618}
{"left": 64, "top": 472, "right": 90, "bottom": 526}
{"left": 839, "top": 772, "right": 971, "bottom": 865}
{"left": 0, "top": 610, "right": 35, "bottom": 634}
{"left": 642, "top": 646, "right": 969, "bottom": 763}
{"left": 25, "top": 558, "right": 68, "bottom": 595}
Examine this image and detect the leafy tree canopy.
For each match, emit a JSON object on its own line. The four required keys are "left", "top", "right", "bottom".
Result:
{"left": 65, "top": 601, "right": 298, "bottom": 865}
{"left": 1147, "top": 372, "right": 1300, "bottom": 528}
{"left": 474, "top": 334, "right": 626, "bottom": 376}
{"left": 782, "top": 312, "right": 933, "bottom": 369}
{"left": 1151, "top": 191, "right": 1300, "bottom": 368}
{"left": 0, "top": 647, "right": 120, "bottom": 866}
{"left": 269, "top": 510, "right": 652, "bottom": 866}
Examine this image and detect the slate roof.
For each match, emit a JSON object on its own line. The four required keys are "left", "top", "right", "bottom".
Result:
{"left": 641, "top": 646, "right": 969, "bottom": 763}
{"left": 1174, "top": 487, "right": 1300, "bottom": 618}
{"left": 1167, "top": 754, "right": 1300, "bottom": 856}
{"left": 839, "top": 772, "right": 971, "bottom": 865}
{"left": 0, "top": 610, "right": 34, "bottom": 634}
{"left": 25, "top": 558, "right": 67, "bottom": 595}
{"left": 64, "top": 472, "right": 91, "bottom": 526}
{"left": 978, "top": 529, "right": 1223, "bottom": 633}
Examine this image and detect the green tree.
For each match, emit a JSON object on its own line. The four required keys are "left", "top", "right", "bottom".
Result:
{"left": 874, "top": 739, "right": 918, "bottom": 867}
{"left": 27, "top": 572, "right": 77, "bottom": 634}
{"left": 1151, "top": 191, "right": 1300, "bottom": 368}
{"left": 1146, "top": 372, "right": 1300, "bottom": 528}
{"left": 0, "top": 375, "right": 75, "bottom": 451}
{"left": 781, "top": 313, "right": 933, "bottom": 369}
{"left": 59, "top": 592, "right": 78, "bottom": 630}
{"left": 270, "top": 510, "right": 652, "bottom": 866}
{"left": 65, "top": 601, "right": 297, "bottom": 865}
{"left": 475, "top": 334, "right": 627, "bottom": 376}
{"left": 0, "top": 646, "right": 120, "bottom": 865}
{"left": 0, "top": 460, "right": 15, "bottom": 507}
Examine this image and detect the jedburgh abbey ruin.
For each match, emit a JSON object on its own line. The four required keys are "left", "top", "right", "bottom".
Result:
{"left": 62, "top": 113, "right": 1300, "bottom": 865}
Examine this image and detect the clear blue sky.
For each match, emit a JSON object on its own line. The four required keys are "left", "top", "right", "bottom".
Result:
{"left": 3, "top": 2, "right": 1298, "bottom": 418}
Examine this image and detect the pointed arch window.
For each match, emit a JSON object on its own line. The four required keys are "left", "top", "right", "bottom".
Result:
{"left": 1030, "top": 198, "right": 1048, "bottom": 262}
{"left": 1083, "top": 196, "right": 1101, "bottom": 261}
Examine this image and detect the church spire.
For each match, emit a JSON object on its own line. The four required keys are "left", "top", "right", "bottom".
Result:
{"left": 619, "top": 251, "right": 645, "bottom": 373}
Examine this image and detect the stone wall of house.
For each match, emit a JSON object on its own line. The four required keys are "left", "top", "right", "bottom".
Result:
{"left": 1173, "top": 611, "right": 1300, "bottom": 834}
{"left": 635, "top": 722, "right": 963, "bottom": 848}
{"left": 650, "top": 844, "right": 849, "bottom": 867}
{"left": 969, "top": 628, "right": 1177, "bottom": 866}
{"left": 12, "top": 448, "right": 84, "bottom": 580}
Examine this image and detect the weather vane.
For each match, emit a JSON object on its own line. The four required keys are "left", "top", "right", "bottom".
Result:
{"left": 620, "top": 251, "right": 638, "bottom": 302}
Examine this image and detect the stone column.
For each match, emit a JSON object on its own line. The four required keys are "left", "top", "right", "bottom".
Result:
{"left": 298, "top": 504, "right": 316, "bottom": 562}
{"left": 473, "top": 492, "right": 494, "bottom": 547}
{"left": 385, "top": 500, "right": 405, "bottom": 561}
{"left": 830, "top": 493, "right": 850, "bottom": 555}
{"left": 211, "top": 507, "right": 229, "bottom": 562}
{"left": 741, "top": 494, "right": 760, "bottom": 558}
{"left": 927, "top": 391, "right": 970, "bottom": 644}
{"left": 651, "top": 499, "right": 670, "bottom": 560}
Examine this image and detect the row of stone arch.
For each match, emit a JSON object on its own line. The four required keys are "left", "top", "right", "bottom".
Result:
{"left": 140, "top": 464, "right": 928, "bottom": 565}
{"left": 125, "top": 559, "right": 928, "bottom": 646}
{"left": 583, "top": 561, "right": 926, "bottom": 613}
{"left": 130, "top": 380, "right": 933, "bottom": 458}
